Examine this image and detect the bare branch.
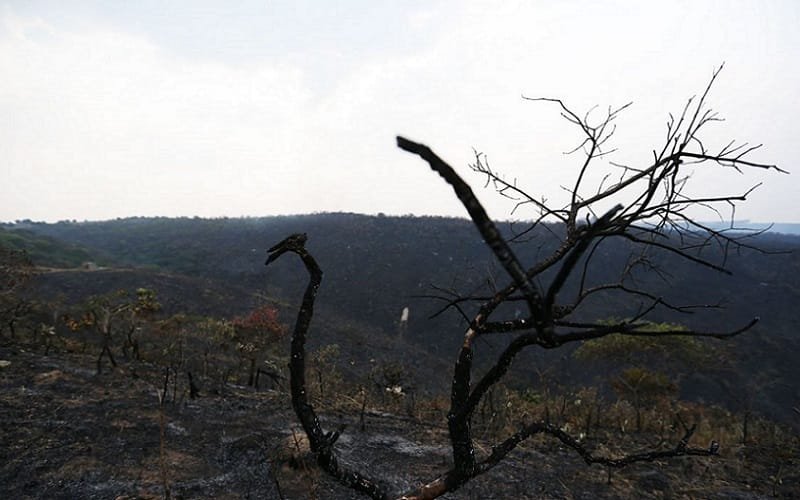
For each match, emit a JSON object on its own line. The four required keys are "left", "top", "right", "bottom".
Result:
{"left": 397, "top": 136, "right": 543, "bottom": 316}
{"left": 475, "top": 421, "right": 716, "bottom": 475}
{"left": 555, "top": 317, "right": 758, "bottom": 344}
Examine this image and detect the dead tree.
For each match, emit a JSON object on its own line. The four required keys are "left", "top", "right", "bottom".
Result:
{"left": 264, "top": 66, "right": 785, "bottom": 499}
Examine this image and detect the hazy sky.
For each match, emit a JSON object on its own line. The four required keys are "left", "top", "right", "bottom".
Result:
{"left": 1, "top": 0, "right": 798, "bottom": 223}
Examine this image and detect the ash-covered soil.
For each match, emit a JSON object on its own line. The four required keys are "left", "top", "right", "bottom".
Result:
{"left": 0, "top": 344, "right": 796, "bottom": 499}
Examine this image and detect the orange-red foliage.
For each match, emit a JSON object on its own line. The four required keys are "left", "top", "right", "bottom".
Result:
{"left": 232, "top": 305, "right": 287, "bottom": 340}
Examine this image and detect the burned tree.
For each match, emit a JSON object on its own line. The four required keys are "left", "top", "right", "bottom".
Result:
{"left": 265, "top": 66, "right": 785, "bottom": 499}
{"left": 64, "top": 288, "right": 161, "bottom": 374}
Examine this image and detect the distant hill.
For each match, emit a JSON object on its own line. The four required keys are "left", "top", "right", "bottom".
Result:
{"left": 0, "top": 226, "right": 99, "bottom": 268}
{"left": 7, "top": 213, "right": 800, "bottom": 425}
{"left": 700, "top": 220, "right": 800, "bottom": 235}
{"left": 767, "top": 223, "right": 800, "bottom": 235}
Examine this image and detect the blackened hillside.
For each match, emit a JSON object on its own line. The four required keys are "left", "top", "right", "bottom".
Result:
{"left": 11, "top": 214, "right": 800, "bottom": 424}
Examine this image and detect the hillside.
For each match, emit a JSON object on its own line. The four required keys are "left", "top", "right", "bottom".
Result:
{"left": 0, "top": 226, "right": 99, "bottom": 269}
{"left": 2, "top": 213, "right": 800, "bottom": 498}
{"left": 12, "top": 214, "right": 800, "bottom": 422}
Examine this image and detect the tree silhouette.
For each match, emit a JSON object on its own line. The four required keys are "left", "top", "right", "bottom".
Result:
{"left": 266, "top": 66, "right": 786, "bottom": 499}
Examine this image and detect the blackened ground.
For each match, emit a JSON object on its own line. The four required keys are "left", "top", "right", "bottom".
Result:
{"left": 0, "top": 344, "right": 797, "bottom": 499}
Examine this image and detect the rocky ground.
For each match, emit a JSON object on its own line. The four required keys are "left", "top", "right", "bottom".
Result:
{"left": 1, "top": 343, "right": 797, "bottom": 499}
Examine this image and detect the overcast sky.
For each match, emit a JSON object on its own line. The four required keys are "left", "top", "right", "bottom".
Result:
{"left": 1, "top": 0, "right": 798, "bottom": 223}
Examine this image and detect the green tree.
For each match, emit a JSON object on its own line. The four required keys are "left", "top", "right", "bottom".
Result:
{"left": 611, "top": 367, "right": 677, "bottom": 432}
{"left": 312, "top": 343, "right": 341, "bottom": 401}
{"left": 573, "top": 320, "right": 718, "bottom": 432}
{"left": 195, "top": 316, "right": 236, "bottom": 382}
{"left": 573, "top": 321, "right": 712, "bottom": 369}
{"left": 573, "top": 321, "right": 720, "bottom": 431}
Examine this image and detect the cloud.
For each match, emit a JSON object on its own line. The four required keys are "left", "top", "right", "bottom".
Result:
{"left": 1, "top": 1, "right": 797, "bottom": 223}
{"left": 0, "top": 10, "right": 314, "bottom": 220}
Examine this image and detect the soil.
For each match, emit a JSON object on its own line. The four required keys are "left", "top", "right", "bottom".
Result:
{"left": 1, "top": 343, "right": 797, "bottom": 499}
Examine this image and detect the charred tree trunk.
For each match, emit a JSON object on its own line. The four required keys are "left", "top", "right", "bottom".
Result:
{"left": 248, "top": 357, "right": 256, "bottom": 387}
{"left": 97, "top": 343, "right": 117, "bottom": 375}
{"left": 188, "top": 371, "right": 199, "bottom": 399}
{"left": 265, "top": 236, "right": 391, "bottom": 500}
